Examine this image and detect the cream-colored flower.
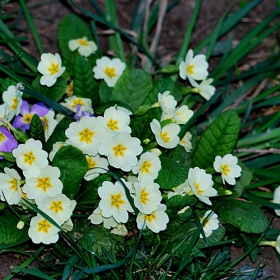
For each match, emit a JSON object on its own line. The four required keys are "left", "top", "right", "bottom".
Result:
{"left": 98, "top": 181, "right": 133, "bottom": 223}
{"left": 84, "top": 155, "right": 108, "bottom": 181}
{"left": 200, "top": 210, "right": 219, "bottom": 238}
{"left": 98, "top": 132, "right": 143, "bottom": 172}
{"left": 189, "top": 78, "right": 215, "bottom": 100}
{"left": 37, "top": 53, "right": 65, "bottom": 87}
{"left": 213, "top": 154, "right": 242, "bottom": 185}
{"left": 179, "top": 49, "right": 208, "bottom": 81}
{"left": 68, "top": 37, "right": 97, "bottom": 57}
{"left": 272, "top": 186, "right": 280, "bottom": 216}
{"left": 28, "top": 214, "right": 59, "bottom": 244}
{"left": 150, "top": 119, "right": 180, "bottom": 149}
{"left": 174, "top": 105, "right": 194, "bottom": 124}
{"left": 179, "top": 132, "right": 192, "bottom": 153}
{"left": 93, "top": 56, "right": 126, "bottom": 87}
{"left": 12, "top": 139, "right": 48, "bottom": 179}
{"left": 188, "top": 167, "right": 217, "bottom": 205}
{"left": 61, "top": 95, "right": 93, "bottom": 114}
{"left": 2, "top": 84, "right": 23, "bottom": 117}
{"left": 88, "top": 207, "right": 118, "bottom": 229}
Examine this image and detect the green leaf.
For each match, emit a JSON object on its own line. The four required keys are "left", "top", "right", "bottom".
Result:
{"left": 73, "top": 56, "right": 99, "bottom": 108}
{"left": 233, "top": 162, "right": 253, "bottom": 198}
{"left": 0, "top": 214, "right": 28, "bottom": 249}
{"left": 58, "top": 14, "right": 96, "bottom": 67}
{"left": 213, "top": 198, "right": 268, "bottom": 233}
{"left": 99, "top": 81, "right": 113, "bottom": 103}
{"left": 197, "top": 225, "right": 226, "bottom": 247}
{"left": 32, "top": 75, "right": 68, "bottom": 102}
{"left": 192, "top": 109, "right": 241, "bottom": 169}
{"left": 155, "top": 156, "right": 188, "bottom": 190}
{"left": 52, "top": 145, "right": 88, "bottom": 199}
{"left": 30, "top": 114, "right": 45, "bottom": 143}
{"left": 45, "top": 116, "right": 73, "bottom": 152}
{"left": 111, "top": 69, "right": 153, "bottom": 112}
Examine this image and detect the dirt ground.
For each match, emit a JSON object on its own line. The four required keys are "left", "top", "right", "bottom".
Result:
{"left": 1, "top": 0, "right": 280, "bottom": 279}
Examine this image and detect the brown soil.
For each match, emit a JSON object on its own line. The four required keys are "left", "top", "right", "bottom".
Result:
{"left": 1, "top": 0, "right": 279, "bottom": 279}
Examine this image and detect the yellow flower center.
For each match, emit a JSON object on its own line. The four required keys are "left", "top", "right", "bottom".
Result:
{"left": 160, "top": 131, "right": 170, "bottom": 143}
{"left": 143, "top": 212, "right": 156, "bottom": 223}
{"left": 36, "top": 177, "right": 52, "bottom": 193}
{"left": 107, "top": 119, "right": 119, "bottom": 131}
{"left": 140, "top": 188, "right": 150, "bottom": 205}
{"left": 221, "top": 164, "right": 230, "bottom": 176}
{"left": 9, "top": 178, "right": 18, "bottom": 192}
{"left": 195, "top": 182, "right": 203, "bottom": 195}
{"left": 78, "top": 38, "right": 89, "bottom": 46}
{"left": 104, "top": 66, "right": 117, "bottom": 78}
{"left": 48, "top": 62, "right": 59, "bottom": 75}
{"left": 110, "top": 193, "right": 125, "bottom": 210}
{"left": 71, "top": 98, "right": 86, "bottom": 109}
{"left": 140, "top": 161, "right": 152, "bottom": 174}
{"left": 0, "top": 132, "right": 6, "bottom": 143}
{"left": 40, "top": 116, "right": 48, "bottom": 131}
{"left": 200, "top": 217, "right": 210, "bottom": 228}
{"left": 23, "top": 151, "right": 36, "bottom": 165}
{"left": 112, "top": 144, "right": 127, "bottom": 157}
{"left": 187, "top": 64, "right": 194, "bottom": 75}
{"left": 49, "top": 200, "right": 63, "bottom": 214}
{"left": 87, "top": 157, "right": 97, "bottom": 169}
{"left": 78, "top": 128, "right": 95, "bottom": 143}
{"left": 22, "top": 113, "right": 33, "bottom": 124}
{"left": 10, "top": 97, "right": 18, "bottom": 110}
{"left": 37, "top": 219, "right": 52, "bottom": 233}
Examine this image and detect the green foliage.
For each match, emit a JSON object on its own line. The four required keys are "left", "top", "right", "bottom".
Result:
{"left": 213, "top": 198, "right": 268, "bottom": 233}
{"left": 30, "top": 113, "right": 45, "bottom": 143}
{"left": 111, "top": 69, "right": 153, "bottom": 112}
{"left": 0, "top": 214, "right": 28, "bottom": 248}
{"left": 52, "top": 145, "right": 88, "bottom": 199}
{"left": 192, "top": 109, "right": 241, "bottom": 170}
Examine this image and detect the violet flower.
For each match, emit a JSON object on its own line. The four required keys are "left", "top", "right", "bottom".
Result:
{"left": 0, "top": 126, "right": 18, "bottom": 159}
{"left": 73, "top": 104, "right": 94, "bottom": 121}
{"left": 13, "top": 100, "right": 49, "bottom": 132}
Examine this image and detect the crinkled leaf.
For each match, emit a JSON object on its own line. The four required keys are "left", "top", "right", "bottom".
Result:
{"left": 213, "top": 198, "right": 268, "bottom": 233}
{"left": 73, "top": 56, "right": 99, "bottom": 108}
{"left": 99, "top": 81, "right": 113, "bottom": 103}
{"left": 30, "top": 114, "right": 45, "bottom": 143}
{"left": 155, "top": 156, "right": 188, "bottom": 190}
{"left": 52, "top": 145, "right": 88, "bottom": 199}
{"left": 0, "top": 214, "right": 28, "bottom": 248}
{"left": 111, "top": 69, "right": 153, "bottom": 112}
{"left": 192, "top": 109, "right": 241, "bottom": 170}
{"left": 197, "top": 225, "right": 226, "bottom": 247}
{"left": 45, "top": 116, "right": 73, "bottom": 152}
{"left": 32, "top": 75, "right": 67, "bottom": 102}
{"left": 233, "top": 162, "right": 253, "bottom": 198}
{"left": 58, "top": 14, "right": 96, "bottom": 67}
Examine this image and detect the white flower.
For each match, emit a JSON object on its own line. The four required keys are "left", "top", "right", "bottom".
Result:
{"left": 98, "top": 181, "right": 133, "bottom": 223}
{"left": 259, "top": 235, "right": 280, "bottom": 254}
{"left": 132, "top": 151, "right": 161, "bottom": 180}
{"left": 160, "top": 107, "right": 176, "bottom": 121}
{"left": 179, "top": 132, "right": 192, "bottom": 153}
{"left": 213, "top": 154, "right": 242, "bottom": 185}
{"left": 88, "top": 207, "right": 118, "bottom": 229}
{"left": 0, "top": 168, "right": 22, "bottom": 205}
{"left": 179, "top": 49, "right": 208, "bottom": 81}
{"left": 150, "top": 119, "right": 180, "bottom": 149}
{"left": 174, "top": 105, "right": 194, "bottom": 124}
{"left": 98, "top": 132, "right": 143, "bottom": 172}
{"left": 40, "top": 110, "right": 58, "bottom": 141}
{"left": 65, "top": 115, "right": 106, "bottom": 156}
{"left": 2, "top": 84, "right": 23, "bottom": 117}
{"left": 61, "top": 95, "right": 93, "bottom": 114}
{"left": 0, "top": 104, "right": 14, "bottom": 123}
{"left": 136, "top": 204, "right": 169, "bottom": 233}
{"left": 167, "top": 178, "right": 191, "bottom": 199}
{"left": 37, "top": 53, "right": 65, "bottom": 87}
{"left": 39, "top": 194, "right": 74, "bottom": 225}
{"left": 189, "top": 78, "right": 215, "bottom": 100}
{"left": 188, "top": 167, "right": 217, "bottom": 205}
{"left": 23, "top": 165, "right": 63, "bottom": 205}
{"left": 49, "top": 142, "right": 67, "bottom": 161}
{"left": 111, "top": 224, "right": 128, "bottom": 236}
{"left": 158, "top": 91, "right": 177, "bottom": 114}
{"left": 134, "top": 176, "right": 162, "bottom": 214}
{"left": 93, "top": 56, "right": 126, "bottom": 87}
{"left": 97, "top": 106, "right": 131, "bottom": 136}
{"left": 28, "top": 214, "right": 59, "bottom": 244}
{"left": 68, "top": 37, "right": 97, "bottom": 57}
{"left": 272, "top": 186, "right": 280, "bottom": 216}
{"left": 12, "top": 139, "right": 48, "bottom": 179}
{"left": 84, "top": 155, "right": 109, "bottom": 181}
{"left": 200, "top": 210, "right": 219, "bottom": 238}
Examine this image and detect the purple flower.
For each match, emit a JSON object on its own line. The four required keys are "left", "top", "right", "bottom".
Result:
{"left": 13, "top": 100, "right": 49, "bottom": 132}
{"left": 0, "top": 127, "right": 18, "bottom": 159}
{"left": 73, "top": 104, "right": 94, "bottom": 121}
